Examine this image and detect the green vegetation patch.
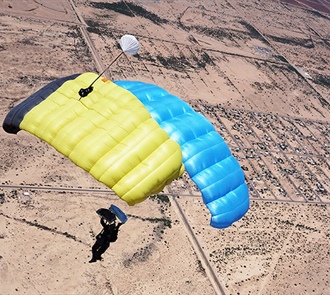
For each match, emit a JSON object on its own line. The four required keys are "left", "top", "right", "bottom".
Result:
{"left": 90, "top": 1, "right": 168, "bottom": 25}
{"left": 267, "top": 35, "right": 314, "bottom": 48}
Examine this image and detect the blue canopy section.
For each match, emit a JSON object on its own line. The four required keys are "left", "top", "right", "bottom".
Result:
{"left": 110, "top": 204, "right": 128, "bottom": 224}
{"left": 114, "top": 80, "right": 249, "bottom": 228}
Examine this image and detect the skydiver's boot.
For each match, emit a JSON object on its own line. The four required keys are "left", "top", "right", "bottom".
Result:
{"left": 89, "top": 253, "right": 99, "bottom": 263}
{"left": 89, "top": 257, "right": 97, "bottom": 263}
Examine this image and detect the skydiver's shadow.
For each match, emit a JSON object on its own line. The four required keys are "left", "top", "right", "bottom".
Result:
{"left": 89, "top": 216, "right": 122, "bottom": 263}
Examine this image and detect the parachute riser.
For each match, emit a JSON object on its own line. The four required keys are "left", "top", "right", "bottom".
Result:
{"left": 79, "top": 51, "right": 125, "bottom": 100}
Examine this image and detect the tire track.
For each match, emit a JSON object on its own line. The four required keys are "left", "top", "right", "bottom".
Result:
{"left": 68, "top": 0, "right": 108, "bottom": 76}
{"left": 171, "top": 196, "right": 226, "bottom": 295}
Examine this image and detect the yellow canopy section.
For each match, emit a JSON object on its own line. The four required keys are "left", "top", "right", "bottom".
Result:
{"left": 20, "top": 73, "right": 184, "bottom": 205}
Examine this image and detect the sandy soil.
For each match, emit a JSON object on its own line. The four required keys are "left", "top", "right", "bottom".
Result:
{"left": 1, "top": 0, "right": 329, "bottom": 294}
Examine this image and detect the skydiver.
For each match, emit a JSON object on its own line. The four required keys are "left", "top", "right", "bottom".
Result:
{"left": 89, "top": 216, "right": 123, "bottom": 263}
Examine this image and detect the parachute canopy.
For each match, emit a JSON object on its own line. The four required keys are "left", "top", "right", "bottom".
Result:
{"left": 114, "top": 80, "right": 249, "bottom": 228}
{"left": 2, "top": 72, "right": 249, "bottom": 228}
{"left": 3, "top": 73, "right": 184, "bottom": 206}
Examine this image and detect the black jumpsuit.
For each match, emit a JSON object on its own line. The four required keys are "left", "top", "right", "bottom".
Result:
{"left": 90, "top": 218, "right": 121, "bottom": 262}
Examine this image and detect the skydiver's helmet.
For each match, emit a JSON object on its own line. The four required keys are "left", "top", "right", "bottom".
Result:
{"left": 102, "top": 217, "right": 115, "bottom": 225}
{"left": 104, "top": 212, "right": 116, "bottom": 224}
{"left": 96, "top": 208, "right": 116, "bottom": 224}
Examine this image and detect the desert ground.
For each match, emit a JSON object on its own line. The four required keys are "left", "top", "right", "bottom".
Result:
{"left": 0, "top": 0, "right": 329, "bottom": 294}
